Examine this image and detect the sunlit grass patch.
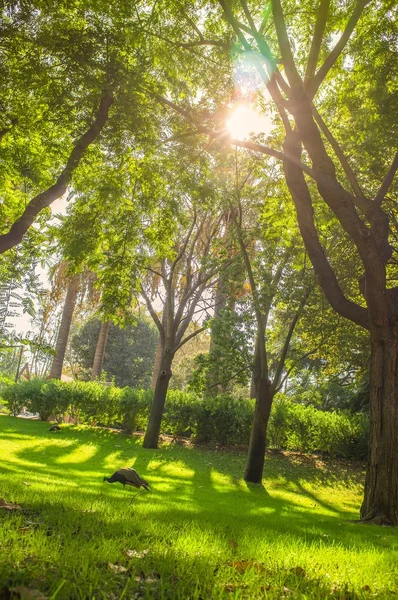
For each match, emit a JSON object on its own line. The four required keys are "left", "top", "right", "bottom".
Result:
{"left": 1, "top": 414, "right": 397, "bottom": 599}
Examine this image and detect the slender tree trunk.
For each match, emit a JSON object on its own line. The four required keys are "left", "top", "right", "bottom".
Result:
{"left": 151, "top": 337, "right": 163, "bottom": 389}
{"left": 49, "top": 277, "right": 78, "bottom": 379}
{"left": 91, "top": 320, "right": 110, "bottom": 380}
{"left": 143, "top": 351, "right": 173, "bottom": 448}
{"left": 244, "top": 376, "right": 273, "bottom": 483}
{"left": 360, "top": 333, "right": 398, "bottom": 525}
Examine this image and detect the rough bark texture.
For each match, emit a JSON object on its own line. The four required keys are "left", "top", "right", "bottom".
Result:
{"left": 360, "top": 334, "right": 398, "bottom": 525}
{"left": 244, "top": 377, "right": 273, "bottom": 483}
{"left": 49, "top": 277, "right": 79, "bottom": 380}
{"left": 151, "top": 337, "right": 163, "bottom": 390}
{"left": 91, "top": 320, "right": 111, "bottom": 381}
{"left": 143, "top": 351, "right": 173, "bottom": 449}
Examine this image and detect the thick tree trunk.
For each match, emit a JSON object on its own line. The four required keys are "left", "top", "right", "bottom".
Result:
{"left": 91, "top": 320, "right": 110, "bottom": 380}
{"left": 360, "top": 334, "right": 398, "bottom": 525}
{"left": 244, "top": 377, "right": 273, "bottom": 483}
{"left": 151, "top": 337, "right": 163, "bottom": 390}
{"left": 49, "top": 277, "right": 78, "bottom": 379}
{"left": 143, "top": 352, "right": 173, "bottom": 449}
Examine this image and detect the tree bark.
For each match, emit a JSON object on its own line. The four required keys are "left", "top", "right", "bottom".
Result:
{"left": 360, "top": 333, "right": 398, "bottom": 525}
{"left": 91, "top": 320, "right": 111, "bottom": 380}
{"left": 143, "top": 351, "right": 173, "bottom": 448}
{"left": 151, "top": 337, "right": 163, "bottom": 389}
{"left": 244, "top": 377, "right": 273, "bottom": 483}
{"left": 49, "top": 277, "right": 79, "bottom": 379}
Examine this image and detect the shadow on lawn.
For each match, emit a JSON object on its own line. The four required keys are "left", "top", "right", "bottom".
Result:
{"left": 0, "top": 415, "right": 392, "bottom": 558}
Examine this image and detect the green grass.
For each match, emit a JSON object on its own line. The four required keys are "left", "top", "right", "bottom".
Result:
{"left": 0, "top": 415, "right": 397, "bottom": 599}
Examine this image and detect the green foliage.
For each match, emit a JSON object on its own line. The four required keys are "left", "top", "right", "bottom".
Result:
{"left": 71, "top": 317, "right": 157, "bottom": 388}
{"left": 195, "top": 394, "right": 254, "bottom": 445}
{"left": 119, "top": 387, "right": 152, "bottom": 433}
{"left": 2, "top": 380, "right": 368, "bottom": 458}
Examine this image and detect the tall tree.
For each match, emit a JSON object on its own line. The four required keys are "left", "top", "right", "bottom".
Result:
{"left": 154, "top": 0, "right": 398, "bottom": 525}
{"left": 142, "top": 205, "right": 235, "bottom": 448}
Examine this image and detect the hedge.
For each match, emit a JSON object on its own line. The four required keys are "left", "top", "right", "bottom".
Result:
{"left": 1, "top": 380, "right": 369, "bottom": 459}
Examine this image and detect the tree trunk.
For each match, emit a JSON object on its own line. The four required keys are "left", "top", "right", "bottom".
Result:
{"left": 244, "top": 376, "right": 273, "bottom": 483}
{"left": 151, "top": 337, "right": 163, "bottom": 389}
{"left": 360, "top": 334, "right": 398, "bottom": 525}
{"left": 91, "top": 320, "right": 110, "bottom": 380}
{"left": 143, "top": 351, "right": 173, "bottom": 449}
{"left": 49, "top": 277, "right": 78, "bottom": 379}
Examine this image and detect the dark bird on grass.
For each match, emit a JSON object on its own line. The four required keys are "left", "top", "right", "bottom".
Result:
{"left": 103, "top": 468, "right": 150, "bottom": 491}
{"left": 49, "top": 424, "right": 61, "bottom": 432}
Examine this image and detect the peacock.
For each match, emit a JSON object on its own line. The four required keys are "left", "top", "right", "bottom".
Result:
{"left": 103, "top": 468, "right": 150, "bottom": 491}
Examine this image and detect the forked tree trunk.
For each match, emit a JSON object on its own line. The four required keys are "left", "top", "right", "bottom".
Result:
{"left": 49, "top": 277, "right": 78, "bottom": 379}
{"left": 143, "top": 351, "right": 173, "bottom": 449}
{"left": 360, "top": 334, "right": 398, "bottom": 525}
{"left": 244, "top": 376, "right": 273, "bottom": 483}
{"left": 91, "top": 320, "right": 111, "bottom": 381}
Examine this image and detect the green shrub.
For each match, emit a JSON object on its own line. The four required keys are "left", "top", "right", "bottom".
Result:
{"left": 119, "top": 388, "right": 152, "bottom": 433}
{"left": 195, "top": 394, "right": 253, "bottom": 445}
{"left": 163, "top": 390, "right": 199, "bottom": 437}
{"left": 0, "top": 379, "right": 369, "bottom": 458}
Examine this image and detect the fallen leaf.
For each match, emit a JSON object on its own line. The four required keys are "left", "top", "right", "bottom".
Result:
{"left": 290, "top": 566, "right": 306, "bottom": 576}
{"left": 228, "top": 539, "right": 238, "bottom": 550}
{"left": 10, "top": 586, "right": 47, "bottom": 600}
{"left": 361, "top": 585, "right": 371, "bottom": 592}
{"left": 108, "top": 563, "right": 127, "bottom": 574}
{"left": 0, "top": 498, "right": 21, "bottom": 511}
{"left": 18, "top": 527, "right": 32, "bottom": 534}
{"left": 227, "top": 560, "right": 266, "bottom": 574}
{"left": 22, "top": 482, "right": 31, "bottom": 487}
{"left": 125, "top": 549, "right": 149, "bottom": 558}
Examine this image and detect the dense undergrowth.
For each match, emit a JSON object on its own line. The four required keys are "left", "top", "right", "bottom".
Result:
{"left": 0, "top": 415, "right": 396, "bottom": 599}
{"left": 1, "top": 379, "right": 369, "bottom": 459}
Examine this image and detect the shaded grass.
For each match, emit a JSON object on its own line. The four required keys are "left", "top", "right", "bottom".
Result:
{"left": 0, "top": 415, "right": 397, "bottom": 599}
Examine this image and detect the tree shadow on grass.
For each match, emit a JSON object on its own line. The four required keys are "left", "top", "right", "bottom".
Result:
{"left": 1, "top": 415, "right": 394, "bottom": 558}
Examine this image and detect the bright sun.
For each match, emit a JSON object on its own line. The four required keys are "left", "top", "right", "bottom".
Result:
{"left": 227, "top": 105, "right": 273, "bottom": 140}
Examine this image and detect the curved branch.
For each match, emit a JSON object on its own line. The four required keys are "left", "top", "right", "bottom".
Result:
{"left": 0, "top": 91, "right": 114, "bottom": 255}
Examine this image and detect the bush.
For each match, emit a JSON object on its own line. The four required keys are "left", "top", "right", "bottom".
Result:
{"left": 0, "top": 379, "right": 369, "bottom": 459}
{"left": 119, "top": 388, "right": 152, "bottom": 433}
{"left": 195, "top": 394, "right": 253, "bottom": 445}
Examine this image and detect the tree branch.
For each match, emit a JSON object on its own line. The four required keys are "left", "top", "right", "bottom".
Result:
{"left": 271, "top": 288, "right": 310, "bottom": 391}
{"left": 141, "top": 287, "right": 164, "bottom": 339}
{"left": 282, "top": 131, "right": 369, "bottom": 329}
{"left": 271, "top": 0, "right": 303, "bottom": 88}
{"left": 312, "top": 105, "right": 370, "bottom": 209}
{"left": 309, "top": 0, "right": 370, "bottom": 97}
{"left": 174, "top": 325, "right": 207, "bottom": 353}
{"left": 374, "top": 150, "right": 398, "bottom": 208}
{"left": 304, "top": 0, "right": 330, "bottom": 88}
{"left": 0, "top": 91, "right": 113, "bottom": 254}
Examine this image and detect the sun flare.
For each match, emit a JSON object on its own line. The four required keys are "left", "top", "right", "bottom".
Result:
{"left": 227, "top": 105, "right": 273, "bottom": 140}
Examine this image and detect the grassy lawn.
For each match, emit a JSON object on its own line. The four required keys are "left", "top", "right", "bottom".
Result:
{"left": 0, "top": 415, "right": 397, "bottom": 599}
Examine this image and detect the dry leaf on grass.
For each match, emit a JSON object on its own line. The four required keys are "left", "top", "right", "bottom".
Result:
{"left": 10, "top": 586, "right": 47, "bottom": 600}
{"left": 134, "top": 571, "right": 161, "bottom": 584}
{"left": 0, "top": 498, "right": 21, "bottom": 511}
{"left": 125, "top": 549, "right": 149, "bottom": 558}
{"left": 108, "top": 563, "right": 127, "bottom": 574}
{"left": 228, "top": 539, "right": 238, "bottom": 550}
{"left": 227, "top": 560, "right": 266, "bottom": 574}
{"left": 22, "top": 482, "right": 31, "bottom": 487}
